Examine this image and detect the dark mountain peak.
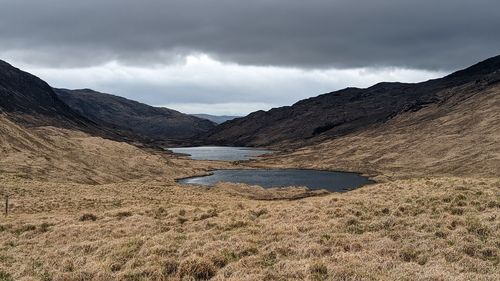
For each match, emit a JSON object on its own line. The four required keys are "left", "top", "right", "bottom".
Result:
{"left": 0, "top": 59, "right": 51, "bottom": 91}
{"left": 56, "top": 88, "right": 187, "bottom": 118}
{"left": 1, "top": 60, "right": 215, "bottom": 145}
{"left": 59, "top": 88, "right": 133, "bottom": 101}
{"left": 445, "top": 55, "right": 500, "bottom": 80}
{"left": 0, "top": 59, "right": 99, "bottom": 131}
{"left": 70, "top": 88, "right": 101, "bottom": 94}
{"left": 369, "top": 81, "right": 410, "bottom": 89}
{"left": 0, "top": 59, "right": 18, "bottom": 70}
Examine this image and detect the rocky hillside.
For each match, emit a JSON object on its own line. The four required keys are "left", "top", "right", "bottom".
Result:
{"left": 0, "top": 60, "right": 214, "bottom": 184}
{"left": 0, "top": 60, "right": 102, "bottom": 132}
{"left": 205, "top": 55, "right": 500, "bottom": 148}
{"left": 257, "top": 78, "right": 500, "bottom": 179}
{"left": 0, "top": 58, "right": 216, "bottom": 145}
{"left": 56, "top": 89, "right": 216, "bottom": 140}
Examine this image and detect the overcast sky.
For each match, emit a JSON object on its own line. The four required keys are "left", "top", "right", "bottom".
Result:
{"left": 1, "top": 0, "right": 498, "bottom": 115}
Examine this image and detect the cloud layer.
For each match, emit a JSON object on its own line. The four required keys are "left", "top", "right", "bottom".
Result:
{"left": 22, "top": 56, "right": 444, "bottom": 115}
{"left": 1, "top": 0, "right": 498, "bottom": 70}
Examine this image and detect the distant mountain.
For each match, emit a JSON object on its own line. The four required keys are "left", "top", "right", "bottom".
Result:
{"left": 204, "top": 55, "right": 500, "bottom": 147}
{"left": 0, "top": 59, "right": 216, "bottom": 146}
{"left": 55, "top": 89, "right": 217, "bottom": 140}
{"left": 192, "top": 114, "right": 240, "bottom": 124}
{"left": 0, "top": 59, "right": 197, "bottom": 183}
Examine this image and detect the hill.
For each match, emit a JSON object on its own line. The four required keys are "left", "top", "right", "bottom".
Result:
{"left": 0, "top": 112, "right": 208, "bottom": 184}
{"left": 0, "top": 60, "right": 102, "bottom": 132}
{"left": 55, "top": 88, "right": 216, "bottom": 141}
{"left": 0, "top": 59, "right": 218, "bottom": 183}
{"left": 257, "top": 77, "right": 500, "bottom": 179}
{"left": 205, "top": 56, "right": 500, "bottom": 149}
{"left": 0, "top": 56, "right": 498, "bottom": 280}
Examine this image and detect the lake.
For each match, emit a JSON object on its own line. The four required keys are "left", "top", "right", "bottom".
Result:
{"left": 167, "top": 146, "right": 273, "bottom": 161}
{"left": 178, "top": 169, "right": 374, "bottom": 192}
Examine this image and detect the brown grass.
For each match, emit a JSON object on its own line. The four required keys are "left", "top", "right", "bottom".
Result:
{"left": 0, "top": 114, "right": 233, "bottom": 185}
{"left": 0, "top": 91, "right": 499, "bottom": 280}
{"left": 0, "top": 175, "right": 498, "bottom": 280}
{"left": 252, "top": 82, "right": 500, "bottom": 181}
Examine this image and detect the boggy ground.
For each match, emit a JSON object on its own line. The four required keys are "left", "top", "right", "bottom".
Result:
{"left": 0, "top": 174, "right": 498, "bottom": 281}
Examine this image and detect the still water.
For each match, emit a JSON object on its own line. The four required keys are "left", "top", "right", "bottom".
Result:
{"left": 167, "top": 146, "right": 272, "bottom": 161}
{"left": 178, "top": 169, "right": 373, "bottom": 192}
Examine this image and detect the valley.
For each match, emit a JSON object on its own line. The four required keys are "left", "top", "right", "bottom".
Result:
{"left": 0, "top": 56, "right": 499, "bottom": 281}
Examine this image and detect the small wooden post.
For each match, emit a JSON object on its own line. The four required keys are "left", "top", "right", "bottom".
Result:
{"left": 4, "top": 195, "right": 8, "bottom": 216}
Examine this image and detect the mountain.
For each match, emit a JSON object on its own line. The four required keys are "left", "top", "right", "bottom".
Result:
{"left": 0, "top": 59, "right": 215, "bottom": 147}
{"left": 55, "top": 89, "right": 217, "bottom": 140}
{"left": 0, "top": 59, "right": 199, "bottom": 183}
{"left": 0, "top": 60, "right": 102, "bottom": 133}
{"left": 192, "top": 114, "right": 240, "bottom": 124}
{"left": 205, "top": 55, "right": 500, "bottom": 148}
{"left": 0, "top": 113, "right": 191, "bottom": 183}
{"left": 259, "top": 75, "right": 500, "bottom": 178}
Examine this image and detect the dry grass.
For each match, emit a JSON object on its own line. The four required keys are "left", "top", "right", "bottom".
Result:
{"left": 0, "top": 114, "right": 233, "bottom": 185}
{"left": 253, "top": 82, "right": 500, "bottom": 181}
{"left": 0, "top": 176, "right": 498, "bottom": 280}
{"left": 0, "top": 91, "right": 499, "bottom": 280}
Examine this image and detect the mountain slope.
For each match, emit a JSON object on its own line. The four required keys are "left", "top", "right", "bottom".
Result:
{"left": 0, "top": 113, "right": 196, "bottom": 184}
{"left": 258, "top": 78, "right": 500, "bottom": 179}
{"left": 0, "top": 59, "right": 214, "bottom": 183}
{"left": 205, "top": 55, "right": 500, "bottom": 147}
{"left": 55, "top": 89, "right": 216, "bottom": 140}
{"left": 0, "top": 60, "right": 101, "bottom": 132}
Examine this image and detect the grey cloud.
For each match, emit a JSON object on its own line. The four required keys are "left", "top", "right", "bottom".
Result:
{"left": 1, "top": 0, "right": 498, "bottom": 70}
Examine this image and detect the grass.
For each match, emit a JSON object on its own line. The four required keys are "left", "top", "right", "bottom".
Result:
{"left": 115, "top": 211, "right": 133, "bottom": 219}
{"left": 0, "top": 176, "right": 498, "bottom": 280}
{"left": 79, "top": 213, "right": 97, "bottom": 222}
{"left": 0, "top": 271, "right": 13, "bottom": 281}
{"left": 178, "top": 257, "right": 216, "bottom": 280}
{"left": 0, "top": 85, "right": 498, "bottom": 280}
{"left": 309, "top": 262, "right": 328, "bottom": 280}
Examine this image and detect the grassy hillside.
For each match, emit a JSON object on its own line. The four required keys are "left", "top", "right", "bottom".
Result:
{"left": 254, "top": 79, "right": 500, "bottom": 180}
{"left": 0, "top": 57, "right": 498, "bottom": 280}
{"left": 205, "top": 56, "right": 500, "bottom": 148}
{"left": 0, "top": 176, "right": 498, "bottom": 280}
{"left": 0, "top": 114, "right": 219, "bottom": 184}
{"left": 0, "top": 107, "right": 498, "bottom": 280}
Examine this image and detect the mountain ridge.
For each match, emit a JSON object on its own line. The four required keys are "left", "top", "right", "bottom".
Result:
{"left": 0, "top": 59, "right": 218, "bottom": 148}
{"left": 0, "top": 60, "right": 101, "bottom": 131}
{"left": 55, "top": 88, "right": 217, "bottom": 141}
{"left": 204, "top": 55, "right": 500, "bottom": 147}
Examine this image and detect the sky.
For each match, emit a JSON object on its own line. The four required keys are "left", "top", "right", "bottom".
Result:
{"left": 1, "top": 0, "right": 498, "bottom": 116}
